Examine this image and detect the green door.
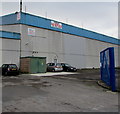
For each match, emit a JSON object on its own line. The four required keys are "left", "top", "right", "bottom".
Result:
{"left": 38, "top": 58, "right": 46, "bottom": 73}
{"left": 30, "top": 58, "right": 39, "bottom": 73}
{"left": 30, "top": 57, "right": 46, "bottom": 73}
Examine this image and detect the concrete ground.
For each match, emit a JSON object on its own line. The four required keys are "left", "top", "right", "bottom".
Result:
{"left": 29, "top": 72, "right": 78, "bottom": 76}
{"left": 2, "top": 70, "right": 119, "bottom": 112}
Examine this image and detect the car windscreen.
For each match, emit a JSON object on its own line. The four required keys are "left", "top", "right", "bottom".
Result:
{"left": 47, "top": 63, "right": 55, "bottom": 66}
{"left": 56, "top": 63, "right": 62, "bottom": 67}
{"left": 9, "top": 65, "right": 17, "bottom": 68}
{"left": 64, "top": 63, "right": 71, "bottom": 67}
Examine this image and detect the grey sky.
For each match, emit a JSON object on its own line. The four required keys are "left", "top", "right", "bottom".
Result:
{"left": 1, "top": 1, "right": 118, "bottom": 38}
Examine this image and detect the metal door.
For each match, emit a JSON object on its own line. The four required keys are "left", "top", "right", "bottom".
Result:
{"left": 30, "top": 58, "right": 38, "bottom": 73}
{"left": 38, "top": 58, "right": 46, "bottom": 73}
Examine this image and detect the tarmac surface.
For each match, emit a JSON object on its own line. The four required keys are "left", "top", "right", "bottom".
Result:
{"left": 2, "top": 70, "right": 119, "bottom": 112}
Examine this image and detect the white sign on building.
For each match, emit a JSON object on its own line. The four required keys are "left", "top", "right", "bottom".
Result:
{"left": 51, "top": 21, "right": 62, "bottom": 29}
{"left": 28, "top": 28, "right": 35, "bottom": 36}
{"left": 17, "top": 12, "right": 21, "bottom": 21}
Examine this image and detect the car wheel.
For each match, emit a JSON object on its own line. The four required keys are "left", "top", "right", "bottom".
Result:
{"left": 2, "top": 72, "right": 4, "bottom": 75}
{"left": 52, "top": 69, "right": 55, "bottom": 72}
{"left": 74, "top": 69, "right": 77, "bottom": 72}
{"left": 5, "top": 72, "right": 8, "bottom": 76}
{"left": 66, "top": 69, "right": 69, "bottom": 72}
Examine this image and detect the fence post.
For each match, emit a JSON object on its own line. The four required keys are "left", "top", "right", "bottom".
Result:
{"left": 109, "top": 47, "right": 116, "bottom": 92}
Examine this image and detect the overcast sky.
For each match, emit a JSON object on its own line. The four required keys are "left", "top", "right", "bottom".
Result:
{"left": 1, "top": 1, "right": 119, "bottom": 38}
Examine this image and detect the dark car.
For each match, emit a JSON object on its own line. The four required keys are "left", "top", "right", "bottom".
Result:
{"left": 2, "top": 64, "right": 19, "bottom": 76}
{"left": 47, "top": 63, "right": 63, "bottom": 72}
{"left": 60, "top": 63, "right": 77, "bottom": 72}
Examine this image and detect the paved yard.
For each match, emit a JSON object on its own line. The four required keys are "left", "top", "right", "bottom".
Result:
{"left": 2, "top": 70, "right": 119, "bottom": 112}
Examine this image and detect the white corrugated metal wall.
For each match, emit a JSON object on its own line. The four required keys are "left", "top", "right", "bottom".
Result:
{"left": 2, "top": 38, "right": 20, "bottom": 67}
{"left": 1, "top": 24, "right": 119, "bottom": 68}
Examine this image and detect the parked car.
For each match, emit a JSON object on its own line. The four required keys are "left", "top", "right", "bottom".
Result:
{"left": 2, "top": 64, "right": 19, "bottom": 76}
{"left": 47, "top": 63, "right": 63, "bottom": 72}
{"left": 0, "top": 67, "right": 2, "bottom": 76}
{"left": 60, "top": 63, "right": 77, "bottom": 72}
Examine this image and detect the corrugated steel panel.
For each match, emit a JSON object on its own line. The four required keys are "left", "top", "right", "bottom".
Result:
{"left": 1, "top": 12, "right": 120, "bottom": 45}
{"left": 0, "top": 13, "right": 20, "bottom": 25}
{"left": 0, "top": 31, "right": 20, "bottom": 39}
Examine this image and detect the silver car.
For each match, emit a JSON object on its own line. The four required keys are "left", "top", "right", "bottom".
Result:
{"left": 47, "top": 63, "right": 63, "bottom": 72}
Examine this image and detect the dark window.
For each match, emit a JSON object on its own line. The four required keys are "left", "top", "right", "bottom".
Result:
{"left": 56, "top": 63, "right": 62, "bottom": 67}
{"left": 9, "top": 65, "right": 17, "bottom": 68}
{"left": 47, "top": 63, "right": 55, "bottom": 66}
{"left": 2, "top": 64, "right": 8, "bottom": 68}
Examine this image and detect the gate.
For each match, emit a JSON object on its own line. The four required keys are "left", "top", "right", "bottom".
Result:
{"left": 100, "top": 47, "right": 116, "bottom": 92}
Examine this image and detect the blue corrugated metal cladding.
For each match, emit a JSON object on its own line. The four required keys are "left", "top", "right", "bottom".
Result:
{"left": 0, "top": 31, "right": 20, "bottom": 40}
{"left": 0, "top": 12, "right": 120, "bottom": 45}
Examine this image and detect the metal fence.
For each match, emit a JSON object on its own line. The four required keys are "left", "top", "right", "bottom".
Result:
{"left": 100, "top": 47, "right": 116, "bottom": 92}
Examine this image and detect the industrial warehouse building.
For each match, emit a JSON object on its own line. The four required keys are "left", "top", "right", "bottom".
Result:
{"left": 0, "top": 12, "right": 120, "bottom": 69}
